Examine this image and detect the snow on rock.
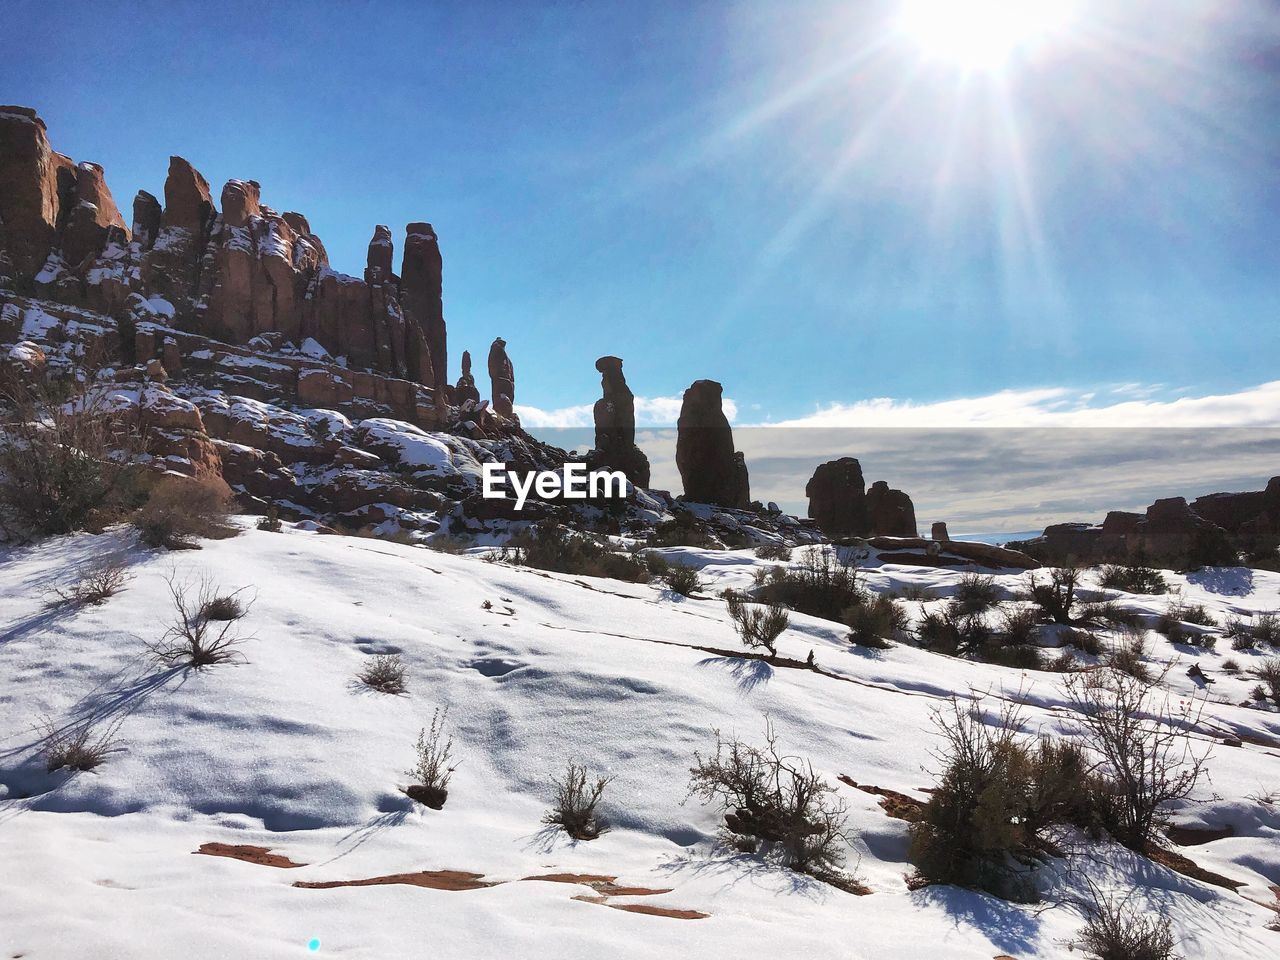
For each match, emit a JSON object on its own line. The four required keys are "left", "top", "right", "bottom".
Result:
{"left": 300, "top": 337, "right": 332, "bottom": 361}
{"left": 356, "top": 418, "right": 471, "bottom": 476}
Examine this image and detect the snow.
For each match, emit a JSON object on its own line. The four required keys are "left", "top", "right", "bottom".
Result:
{"left": 300, "top": 337, "right": 332, "bottom": 361}
{"left": 357, "top": 418, "right": 467, "bottom": 475}
{"left": 1, "top": 529, "right": 1278, "bottom": 958}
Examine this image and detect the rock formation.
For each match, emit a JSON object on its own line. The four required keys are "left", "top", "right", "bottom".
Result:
{"left": 0, "top": 107, "right": 445, "bottom": 391}
{"left": 488, "top": 337, "right": 515, "bottom": 416}
{"left": 675, "top": 379, "right": 749, "bottom": 508}
{"left": 931, "top": 521, "right": 949, "bottom": 542}
{"left": 805, "top": 458, "right": 867, "bottom": 537}
{"left": 454, "top": 350, "right": 481, "bottom": 404}
{"left": 587, "top": 355, "right": 650, "bottom": 487}
{"left": 866, "top": 480, "right": 918, "bottom": 537}
{"left": 400, "top": 222, "right": 446, "bottom": 390}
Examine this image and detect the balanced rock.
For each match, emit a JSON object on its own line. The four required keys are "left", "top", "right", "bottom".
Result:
{"left": 454, "top": 349, "right": 481, "bottom": 404}
{"left": 805, "top": 457, "right": 867, "bottom": 537}
{"left": 587, "top": 355, "right": 649, "bottom": 487}
{"left": 488, "top": 337, "right": 515, "bottom": 416}
{"left": 866, "top": 480, "right": 918, "bottom": 537}
{"left": 675, "top": 379, "right": 749, "bottom": 508}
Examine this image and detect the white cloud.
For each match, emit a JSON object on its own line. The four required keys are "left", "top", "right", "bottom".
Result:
{"left": 766, "top": 381, "right": 1280, "bottom": 429}
{"left": 516, "top": 394, "right": 737, "bottom": 429}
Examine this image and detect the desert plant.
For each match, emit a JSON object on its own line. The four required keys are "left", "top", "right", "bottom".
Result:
{"left": 200, "top": 588, "right": 250, "bottom": 621}
{"left": 0, "top": 367, "right": 147, "bottom": 539}
{"left": 134, "top": 474, "right": 237, "bottom": 549}
{"left": 503, "top": 523, "right": 648, "bottom": 582}
{"left": 357, "top": 654, "right": 408, "bottom": 694}
{"left": 1097, "top": 564, "right": 1169, "bottom": 596}
{"left": 999, "top": 606, "right": 1040, "bottom": 646}
{"left": 1027, "top": 566, "right": 1081, "bottom": 624}
{"left": 726, "top": 593, "right": 790, "bottom": 656}
{"left": 1255, "top": 659, "right": 1280, "bottom": 708}
{"left": 144, "top": 572, "right": 251, "bottom": 669}
{"left": 754, "top": 542, "right": 792, "bottom": 561}
{"left": 48, "top": 553, "right": 132, "bottom": 606}
{"left": 687, "top": 723, "right": 857, "bottom": 885}
{"left": 256, "top": 505, "right": 282, "bottom": 532}
{"left": 1073, "top": 885, "right": 1180, "bottom": 960}
{"left": 1063, "top": 665, "right": 1211, "bottom": 850}
{"left": 953, "top": 571, "right": 1001, "bottom": 615}
{"left": 909, "top": 700, "right": 1043, "bottom": 900}
{"left": 404, "top": 707, "right": 457, "bottom": 809}
{"left": 1076, "top": 600, "right": 1143, "bottom": 630}
{"left": 916, "top": 603, "right": 993, "bottom": 657}
{"left": 755, "top": 547, "right": 866, "bottom": 622}
{"left": 1226, "top": 612, "right": 1280, "bottom": 651}
{"left": 542, "top": 762, "right": 612, "bottom": 840}
{"left": 649, "top": 511, "right": 723, "bottom": 549}
{"left": 899, "top": 583, "right": 938, "bottom": 602}
{"left": 662, "top": 563, "right": 703, "bottom": 597}
{"left": 1105, "top": 630, "right": 1152, "bottom": 682}
{"left": 844, "top": 594, "right": 907, "bottom": 648}
{"left": 38, "top": 714, "right": 125, "bottom": 772}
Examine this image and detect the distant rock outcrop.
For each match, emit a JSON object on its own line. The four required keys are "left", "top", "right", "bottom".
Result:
{"left": 587, "top": 355, "right": 650, "bottom": 488}
{"left": 400, "top": 222, "right": 446, "bottom": 389}
{"left": 675, "top": 379, "right": 749, "bottom": 508}
{"left": 488, "top": 337, "right": 515, "bottom": 417}
{"left": 805, "top": 458, "right": 867, "bottom": 537}
{"left": 454, "top": 349, "right": 481, "bottom": 405}
{"left": 866, "top": 481, "right": 918, "bottom": 538}
{"left": 931, "top": 521, "right": 949, "bottom": 542}
{"left": 0, "top": 107, "right": 447, "bottom": 391}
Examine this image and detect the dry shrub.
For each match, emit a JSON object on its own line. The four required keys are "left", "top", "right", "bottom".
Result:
{"left": 502, "top": 523, "right": 648, "bottom": 583}
{"left": 1064, "top": 665, "right": 1211, "bottom": 850}
{"left": 48, "top": 553, "right": 132, "bottom": 606}
{"left": 917, "top": 603, "right": 992, "bottom": 657}
{"left": 755, "top": 547, "right": 865, "bottom": 622}
{"left": 200, "top": 588, "right": 250, "bottom": 621}
{"left": 1027, "top": 566, "right": 1080, "bottom": 624}
{"left": 662, "top": 563, "right": 703, "bottom": 597}
{"left": 953, "top": 571, "right": 1001, "bottom": 615}
{"left": 754, "top": 542, "right": 792, "bottom": 561}
{"left": 908, "top": 700, "right": 1090, "bottom": 901}
{"left": 404, "top": 707, "right": 456, "bottom": 809}
{"left": 1076, "top": 600, "right": 1143, "bottom": 630}
{"left": 687, "top": 723, "right": 859, "bottom": 887}
{"left": 1255, "top": 658, "right": 1280, "bottom": 708}
{"left": 899, "top": 583, "right": 938, "bottom": 602}
{"left": 1227, "top": 612, "right": 1280, "bottom": 651}
{"left": 134, "top": 474, "right": 237, "bottom": 550}
{"left": 255, "top": 505, "right": 282, "bottom": 532}
{"left": 0, "top": 368, "right": 146, "bottom": 538}
{"left": 1097, "top": 564, "right": 1169, "bottom": 596}
{"left": 39, "top": 714, "right": 125, "bottom": 772}
{"left": 1106, "top": 630, "right": 1151, "bottom": 682}
{"left": 726, "top": 592, "right": 789, "bottom": 656}
{"left": 844, "top": 594, "right": 907, "bottom": 649}
{"left": 1073, "top": 885, "right": 1180, "bottom": 960}
{"left": 145, "top": 572, "right": 252, "bottom": 669}
{"left": 543, "top": 762, "right": 612, "bottom": 840}
{"left": 357, "top": 654, "right": 407, "bottom": 694}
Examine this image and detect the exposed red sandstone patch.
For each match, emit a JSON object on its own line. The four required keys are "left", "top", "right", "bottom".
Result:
{"left": 1147, "top": 845, "right": 1244, "bottom": 891}
{"left": 522, "top": 873, "right": 673, "bottom": 896}
{"left": 295, "top": 870, "right": 493, "bottom": 892}
{"left": 1167, "top": 824, "right": 1234, "bottom": 846}
{"left": 572, "top": 894, "right": 709, "bottom": 920}
{"left": 194, "top": 843, "right": 305, "bottom": 868}
{"left": 839, "top": 776, "right": 924, "bottom": 823}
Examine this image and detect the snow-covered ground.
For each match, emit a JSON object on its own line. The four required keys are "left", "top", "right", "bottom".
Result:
{"left": 2, "top": 524, "right": 1278, "bottom": 958}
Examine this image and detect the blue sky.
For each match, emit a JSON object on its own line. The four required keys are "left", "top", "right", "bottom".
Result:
{"left": 4, "top": 0, "right": 1278, "bottom": 425}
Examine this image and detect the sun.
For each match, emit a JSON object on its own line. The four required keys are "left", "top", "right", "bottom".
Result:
{"left": 898, "top": 0, "right": 1076, "bottom": 71}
